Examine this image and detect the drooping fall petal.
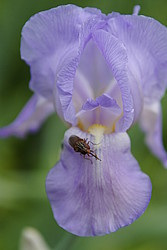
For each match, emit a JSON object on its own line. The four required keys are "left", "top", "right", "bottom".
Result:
{"left": 0, "top": 94, "right": 54, "bottom": 138}
{"left": 46, "top": 127, "right": 151, "bottom": 236}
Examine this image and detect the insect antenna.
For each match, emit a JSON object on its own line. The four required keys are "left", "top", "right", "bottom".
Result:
{"left": 89, "top": 151, "right": 101, "bottom": 161}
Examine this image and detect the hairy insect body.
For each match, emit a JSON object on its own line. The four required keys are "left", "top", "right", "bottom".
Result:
{"left": 68, "top": 135, "right": 101, "bottom": 162}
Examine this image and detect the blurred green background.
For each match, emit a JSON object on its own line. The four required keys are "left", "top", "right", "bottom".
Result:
{"left": 0, "top": 0, "right": 167, "bottom": 249}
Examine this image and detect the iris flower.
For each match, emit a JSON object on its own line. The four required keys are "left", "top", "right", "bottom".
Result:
{"left": 1, "top": 5, "right": 167, "bottom": 236}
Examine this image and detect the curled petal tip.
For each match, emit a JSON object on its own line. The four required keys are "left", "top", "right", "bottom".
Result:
{"left": 0, "top": 95, "right": 54, "bottom": 138}
{"left": 163, "top": 158, "right": 167, "bottom": 168}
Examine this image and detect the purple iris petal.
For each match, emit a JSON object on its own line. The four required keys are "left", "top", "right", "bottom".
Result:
{"left": 96, "top": 94, "right": 121, "bottom": 109}
{"left": 72, "top": 37, "right": 123, "bottom": 124}
{"left": 81, "top": 94, "right": 121, "bottom": 111}
{"left": 140, "top": 101, "right": 167, "bottom": 167}
{"left": 82, "top": 98, "right": 98, "bottom": 110}
{"left": 21, "top": 5, "right": 83, "bottom": 98}
{"left": 0, "top": 95, "right": 54, "bottom": 138}
{"left": 75, "top": 39, "right": 114, "bottom": 97}
{"left": 56, "top": 17, "right": 106, "bottom": 125}
{"left": 107, "top": 13, "right": 167, "bottom": 161}
{"left": 21, "top": 5, "right": 103, "bottom": 124}
{"left": 93, "top": 30, "right": 134, "bottom": 131}
{"left": 108, "top": 14, "right": 167, "bottom": 102}
{"left": 46, "top": 127, "right": 151, "bottom": 236}
{"left": 72, "top": 70, "right": 93, "bottom": 113}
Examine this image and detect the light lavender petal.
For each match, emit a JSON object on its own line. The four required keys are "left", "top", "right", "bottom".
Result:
{"left": 56, "top": 17, "right": 106, "bottom": 125}
{"left": 108, "top": 14, "right": 167, "bottom": 103}
{"left": 93, "top": 30, "right": 134, "bottom": 131}
{"left": 75, "top": 39, "right": 115, "bottom": 98}
{"left": 46, "top": 127, "right": 152, "bottom": 236}
{"left": 21, "top": 5, "right": 86, "bottom": 98}
{"left": 0, "top": 95, "right": 54, "bottom": 138}
{"left": 21, "top": 5, "right": 104, "bottom": 125}
{"left": 140, "top": 101, "right": 167, "bottom": 167}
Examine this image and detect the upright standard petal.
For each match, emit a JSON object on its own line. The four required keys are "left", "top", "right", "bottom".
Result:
{"left": 21, "top": 5, "right": 84, "bottom": 99}
{"left": 108, "top": 14, "right": 167, "bottom": 102}
{"left": 140, "top": 101, "right": 167, "bottom": 167}
{"left": 46, "top": 127, "right": 151, "bottom": 236}
{"left": 92, "top": 30, "right": 134, "bottom": 131}
{"left": 55, "top": 17, "right": 106, "bottom": 125}
{"left": 0, "top": 95, "right": 54, "bottom": 138}
{"left": 21, "top": 5, "right": 103, "bottom": 124}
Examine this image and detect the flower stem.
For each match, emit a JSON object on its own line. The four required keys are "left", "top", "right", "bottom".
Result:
{"left": 53, "top": 234, "right": 77, "bottom": 250}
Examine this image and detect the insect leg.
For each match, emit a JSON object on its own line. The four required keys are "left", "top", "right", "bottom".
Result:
{"left": 84, "top": 155, "right": 93, "bottom": 164}
{"left": 88, "top": 141, "right": 101, "bottom": 146}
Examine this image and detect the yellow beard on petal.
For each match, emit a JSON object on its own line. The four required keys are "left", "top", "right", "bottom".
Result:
{"left": 88, "top": 124, "right": 106, "bottom": 146}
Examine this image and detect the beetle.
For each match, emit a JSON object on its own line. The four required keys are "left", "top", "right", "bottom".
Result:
{"left": 68, "top": 135, "right": 101, "bottom": 162}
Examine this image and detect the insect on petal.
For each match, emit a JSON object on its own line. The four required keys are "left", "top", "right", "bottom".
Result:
{"left": 46, "top": 127, "right": 151, "bottom": 236}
